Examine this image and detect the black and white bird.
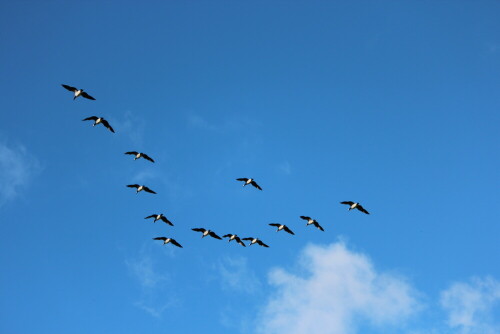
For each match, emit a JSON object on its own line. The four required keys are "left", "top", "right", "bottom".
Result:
{"left": 236, "top": 178, "right": 262, "bottom": 190}
{"left": 126, "top": 184, "right": 157, "bottom": 194}
{"left": 82, "top": 116, "right": 115, "bottom": 133}
{"left": 152, "top": 237, "right": 183, "bottom": 248}
{"left": 145, "top": 214, "right": 173, "bottom": 226}
{"left": 340, "top": 201, "right": 370, "bottom": 214}
{"left": 124, "top": 151, "right": 155, "bottom": 163}
{"left": 300, "top": 216, "right": 324, "bottom": 231}
{"left": 242, "top": 237, "right": 269, "bottom": 247}
{"left": 268, "top": 223, "right": 295, "bottom": 235}
{"left": 191, "top": 228, "right": 222, "bottom": 240}
{"left": 61, "top": 84, "right": 96, "bottom": 100}
{"left": 222, "top": 234, "right": 246, "bottom": 247}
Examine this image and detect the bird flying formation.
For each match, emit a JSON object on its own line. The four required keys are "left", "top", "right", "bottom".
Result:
{"left": 192, "top": 228, "right": 223, "bottom": 240}
{"left": 82, "top": 116, "right": 115, "bottom": 133}
{"left": 62, "top": 83, "right": 372, "bottom": 251}
{"left": 242, "top": 237, "right": 269, "bottom": 247}
{"left": 153, "top": 237, "right": 183, "bottom": 248}
{"left": 223, "top": 234, "right": 246, "bottom": 247}
{"left": 300, "top": 216, "right": 325, "bottom": 231}
{"left": 236, "top": 178, "right": 262, "bottom": 190}
{"left": 269, "top": 223, "right": 295, "bottom": 235}
{"left": 145, "top": 214, "right": 173, "bottom": 226}
{"left": 62, "top": 84, "right": 96, "bottom": 100}
{"left": 125, "top": 151, "right": 155, "bottom": 163}
{"left": 340, "top": 201, "right": 370, "bottom": 214}
{"left": 127, "top": 184, "right": 157, "bottom": 194}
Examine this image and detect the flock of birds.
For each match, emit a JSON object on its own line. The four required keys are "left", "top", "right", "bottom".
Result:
{"left": 63, "top": 84, "right": 370, "bottom": 249}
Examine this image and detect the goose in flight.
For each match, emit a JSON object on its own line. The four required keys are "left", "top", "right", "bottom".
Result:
{"left": 340, "top": 201, "right": 370, "bottom": 214}
{"left": 152, "top": 237, "right": 183, "bottom": 248}
{"left": 192, "top": 228, "right": 222, "bottom": 240}
{"left": 236, "top": 178, "right": 262, "bottom": 190}
{"left": 124, "top": 151, "right": 155, "bottom": 163}
{"left": 145, "top": 214, "right": 173, "bottom": 226}
{"left": 61, "top": 84, "right": 96, "bottom": 100}
{"left": 126, "top": 184, "right": 157, "bottom": 194}
{"left": 82, "top": 116, "right": 115, "bottom": 133}
{"left": 268, "top": 223, "right": 295, "bottom": 235}
{"left": 242, "top": 237, "right": 269, "bottom": 247}
{"left": 300, "top": 216, "right": 324, "bottom": 231}
{"left": 222, "top": 234, "right": 246, "bottom": 247}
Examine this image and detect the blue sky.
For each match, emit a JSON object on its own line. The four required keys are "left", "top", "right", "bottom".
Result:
{"left": 1, "top": 1, "right": 499, "bottom": 333}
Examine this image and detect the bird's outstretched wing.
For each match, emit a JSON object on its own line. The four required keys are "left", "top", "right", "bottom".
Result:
{"left": 127, "top": 184, "right": 140, "bottom": 188}
{"left": 153, "top": 237, "right": 167, "bottom": 241}
{"left": 141, "top": 153, "right": 155, "bottom": 163}
{"left": 145, "top": 214, "right": 157, "bottom": 219}
{"left": 300, "top": 216, "right": 311, "bottom": 221}
{"left": 160, "top": 216, "right": 174, "bottom": 226}
{"left": 82, "top": 116, "right": 98, "bottom": 121}
{"left": 357, "top": 205, "right": 370, "bottom": 214}
{"left": 341, "top": 201, "right": 354, "bottom": 206}
{"left": 283, "top": 226, "right": 295, "bottom": 235}
{"left": 62, "top": 84, "right": 77, "bottom": 92}
{"left": 125, "top": 151, "right": 138, "bottom": 156}
{"left": 235, "top": 237, "right": 246, "bottom": 247}
{"left": 101, "top": 119, "right": 115, "bottom": 133}
{"left": 242, "top": 237, "right": 254, "bottom": 241}
{"left": 192, "top": 228, "right": 206, "bottom": 233}
{"left": 81, "top": 91, "right": 96, "bottom": 100}
{"left": 313, "top": 222, "right": 325, "bottom": 231}
{"left": 250, "top": 181, "right": 262, "bottom": 190}
{"left": 256, "top": 240, "right": 269, "bottom": 247}
{"left": 169, "top": 239, "right": 183, "bottom": 248}
{"left": 223, "top": 234, "right": 232, "bottom": 238}
{"left": 236, "top": 178, "right": 249, "bottom": 182}
{"left": 142, "top": 186, "right": 156, "bottom": 194}
{"left": 269, "top": 223, "right": 280, "bottom": 227}
{"left": 209, "top": 231, "right": 222, "bottom": 240}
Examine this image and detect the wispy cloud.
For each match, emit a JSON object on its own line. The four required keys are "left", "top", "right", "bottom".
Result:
{"left": 112, "top": 110, "right": 146, "bottom": 147}
{"left": 486, "top": 42, "right": 500, "bottom": 53}
{"left": 217, "top": 256, "right": 262, "bottom": 294}
{"left": 257, "top": 242, "right": 421, "bottom": 334}
{"left": 125, "top": 244, "right": 178, "bottom": 317}
{"left": 440, "top": 276, "right": 500, "bottom": 334}
{"left": 187, "top": 113, "right": 261, "bottom": 133}
{"left": 0, "top": 141, "right": 41, "bottom": 207}
{"left": 276, "top": 161, "right": 292, "bottom": 175}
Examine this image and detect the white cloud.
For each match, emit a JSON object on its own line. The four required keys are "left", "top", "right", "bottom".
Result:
{"left": 217, "top": 256, "right": 262, "bottom": 294}
{"left": 257, "top": 242, "right": 421, "bottom": 334}
{"left": 277, "top": 161, "right": 292, "bottom": 175}
{"left": 112, "top": 110, "right": 146, "bottom": 146}
{"left": 186, "top": 113, "right": 261, "bottom": 133}
{"left": 0, "top": 141, "right": 41, "bottom": 206}
{"left": 440, "top": 277, "right": 500, "bottom": 334}
{"left": 188, "top": 114, "right": 218, "bottom": 131}
{"left": 125, "top": 244, "right": 178, "bottom": 317}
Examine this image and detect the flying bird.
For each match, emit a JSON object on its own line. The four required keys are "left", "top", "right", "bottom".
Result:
{"left": 340, "top": 201, "right": 370, "bottom": 214}
{"left": 61, "top": 84, "right": 95, "bottom": 100}
{"left": 124, "top": 151, "right": 155, "bottom": 163}
{"left": 191, "top": 228, "right": 222, "bottom": 240}
{"left": 269, "top": 223, "right": 295, "bottom": 235}
{"left": 126, "top": 184, "right": 157, "bottom": 194}
{"left": 82, "top": 116, "right": 115, "bottom": 133}
{"left": 222, "top": 234, "right": 246, "bottom": 247}
{"left": 145, "top": 214, "right": 173, "bottom": 226}
{"left": 242, "top": 237, "right": 269, "bottom": 247}
{"left": 152, "top": 237, "right": 183, "bottom": 248}
{"left": 300, "top": 216, "right": 324, "bottom": 231}
{"left": 236, "top": 178, "right": 262, "bottom": 190}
